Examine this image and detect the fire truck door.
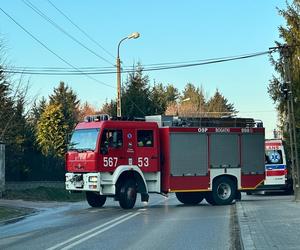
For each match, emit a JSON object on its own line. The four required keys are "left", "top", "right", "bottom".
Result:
{"left": 135, "top": 129, "right": 159, "bottom": 171}
{"left": 100, "top": 129, "right": 126, "bottom": 168}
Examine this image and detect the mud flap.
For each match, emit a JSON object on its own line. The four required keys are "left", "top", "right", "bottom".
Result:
{"left": 141, "top": 193, "right": 149, "bottom": 202}
{"left": 235, "top": 190, "right": 241, "bottom": 201}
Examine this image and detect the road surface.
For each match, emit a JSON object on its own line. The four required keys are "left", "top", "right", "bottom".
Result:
{"left": 0, "top": 194, "right": 237, "bottom": 250}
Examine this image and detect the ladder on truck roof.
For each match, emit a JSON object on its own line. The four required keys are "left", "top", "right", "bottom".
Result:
{"left": 145, "top": 115, "right": 263, "bottom": 128}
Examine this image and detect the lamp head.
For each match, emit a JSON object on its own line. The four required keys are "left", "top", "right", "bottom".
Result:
{"left": 128, "top": 32, "right": 140, "bottom": 39}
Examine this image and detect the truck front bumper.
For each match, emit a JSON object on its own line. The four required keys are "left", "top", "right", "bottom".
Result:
{"left": 65, "top": 173, "right": 101, "bottom": 192}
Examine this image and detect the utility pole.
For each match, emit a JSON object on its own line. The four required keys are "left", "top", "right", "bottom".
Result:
{"left": 281, "top": 45, "right": 300, "bottom": 201}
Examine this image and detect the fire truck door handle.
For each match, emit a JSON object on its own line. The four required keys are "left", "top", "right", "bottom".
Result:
{"left": 151, "top": 156, "right": 158, "bottom": 159}
{"left": 119, "top": 157, "right": 125, "bottom": 159}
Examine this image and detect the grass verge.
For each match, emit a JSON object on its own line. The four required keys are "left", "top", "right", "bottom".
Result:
{"left": 0, "top": 206, "right": 34, "bottom": 222}
{"left": 3, "top": 186, "right": 85, "bottom": 202}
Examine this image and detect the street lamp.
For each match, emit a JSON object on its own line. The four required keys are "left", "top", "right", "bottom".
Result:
{"left": 116, "top": 32, "right": 140, "bottom": 118}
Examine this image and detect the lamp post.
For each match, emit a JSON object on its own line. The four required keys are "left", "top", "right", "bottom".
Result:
{"left": 116, "top": 32, "right": 140, "bottom": 118}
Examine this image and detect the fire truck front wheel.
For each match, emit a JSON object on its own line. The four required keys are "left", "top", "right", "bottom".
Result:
{"left": 86, "top": 192, "right": 107, "bottom": 208}
{"left": 212, "top": 176, "right": 236, "bottom": 205}
{"left": 175, "top": 192, "right": 204, "bottom": 205}
{"left": 118, "top": 179, "right": 137, "bottom": 209}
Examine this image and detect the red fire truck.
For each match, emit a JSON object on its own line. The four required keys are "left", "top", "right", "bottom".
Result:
{"left": 65, "top": 115, "right": 265, "bottom": 209}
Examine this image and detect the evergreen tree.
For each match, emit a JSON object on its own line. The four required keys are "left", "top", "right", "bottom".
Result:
{"left": 28, "top": 97, "right": 47, "bottom": 130}
{"left": 0, "top": 67, "right": 14, "bottom": 142}
{"left": 177, "top": 83, "right": 206, "bottom": 116}
{"left": 165, "top": 84, "right": 179, "bottom": 103}
{"left": 100, "top": 100, "right": 116, "bottom": 117}
{"left": 49, "top": 81, "right": 79, "bottom": 133}
{"left": 150, "top": 83, "right": 166, "bottom": 114}
{"left": 121, "top": 65, "right": 153, "bottom": 118}
{"left": 151, "top": 83, "right": 179, "bottom": 115}
{"left": 207, "top": 89, "right": 236, "bottom": 117}
{"left": 269, "top": 1, "right": 300, "bottom": 146}
{"left": 36, "top": 104, "right": 68, "bottom": 157}
{"left": 6, "top": 95, "right": 31, "bottom": 180}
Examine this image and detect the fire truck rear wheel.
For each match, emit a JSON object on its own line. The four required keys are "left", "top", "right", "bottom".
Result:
{"left": 86, "top": 192, "right": 106, "bottom": 208}
{"left": 212, "top": 177, "right": 236, "bottom": 205}
{"left": 118, "top": 179, "right": 137, "bottom": 209}
{"left": 175, "top": 192, "right": 204, "bottom": 205}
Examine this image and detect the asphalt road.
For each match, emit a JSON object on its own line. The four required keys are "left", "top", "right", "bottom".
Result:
{"left": 0, "top": 194, "right": 236, "bottom": 250}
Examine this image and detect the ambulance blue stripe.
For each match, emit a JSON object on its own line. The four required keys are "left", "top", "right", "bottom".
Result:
{"left": 265, "top": 164, "right": 286, "bottom": 170}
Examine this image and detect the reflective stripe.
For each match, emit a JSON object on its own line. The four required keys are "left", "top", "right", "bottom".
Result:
{"left": 266, "top": 170, "right": 286, "bottom": 176}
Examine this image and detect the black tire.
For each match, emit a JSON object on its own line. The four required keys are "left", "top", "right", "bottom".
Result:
{"left": 283, "top": 187, "right": 293, "bottom": 195}
{"left": 235, "top": 190, "right": 241, "bottom": 201}
{"left": 118, "top": 179, "right": 137, "bottom": 209}
{"left": 204, "top": 192, "right": 216, "bottom": 205}
{"left": 284, "top": 181, "right": 294, "bottom": 195}
{"left": 212, "top": 177, "right": 236, "bottom": 205}
{"left": 175, "top": 192, "right": 204, "bottom": 205}
{"left": 86, "top": 192, "right": 106, "bottom": 207}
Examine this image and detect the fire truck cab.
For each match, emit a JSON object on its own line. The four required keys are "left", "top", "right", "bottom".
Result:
{"left": 65, "top": 114, "right": 265, "bottom": 209}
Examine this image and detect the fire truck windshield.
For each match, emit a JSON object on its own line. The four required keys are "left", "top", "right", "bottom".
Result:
{"left": 69, "top": 128, "right": 99, "bottom": 151}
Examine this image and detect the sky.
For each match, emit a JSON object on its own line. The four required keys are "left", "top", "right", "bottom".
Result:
{"left": 0, "top": 0, "right": 289, "bottom": 138}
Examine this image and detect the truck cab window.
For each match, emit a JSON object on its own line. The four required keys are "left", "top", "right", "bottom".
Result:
{"left": 101, "top": 130, "right": 123, "bottom": 149}
{"left": 137, "top": 130, "right": 153, "bottom": 147}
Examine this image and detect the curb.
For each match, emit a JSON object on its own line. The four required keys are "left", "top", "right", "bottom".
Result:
{"left": 0, "top": 214, "right": 29, "bottom": 225}
{"left": 0, "top": 207, "right": 37, "bottom": 226}
{"left": 236, "top": 201, "right": 256, "bottom": 250}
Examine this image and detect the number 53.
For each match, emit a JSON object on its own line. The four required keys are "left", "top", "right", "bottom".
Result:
{"left": 137, "top": 157, "right": 149, "bottom": 167}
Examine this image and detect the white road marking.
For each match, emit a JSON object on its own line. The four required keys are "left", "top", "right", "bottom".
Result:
{"left": 48, "top": 195, "right": 174, "bottom": 249}
{"left": 47, "top": 212, "right": 135, "bottom": 250}
{"left": 61, "top": 212, "right": 140, "bottom": 250}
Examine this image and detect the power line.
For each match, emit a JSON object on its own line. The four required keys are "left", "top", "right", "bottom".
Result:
{"left": 0, "top": 6, "right": 114, "bottom": 89}
{"left": 0, "top": 6, "right": 146, "bottom": 116}
{"left": 22, "top": 0, "right": 114, "bottom": 66}
{"left": 46, "top": 0, "right": 115, "bottom": 60}
{"left": 140, "top": 51, "right": 271, "bottom": 72}
{"left": 2, "top": 50, "right": 273, "bottom": 75}
{"left": 4, "top": 50, "right": 272, "bottom": 71}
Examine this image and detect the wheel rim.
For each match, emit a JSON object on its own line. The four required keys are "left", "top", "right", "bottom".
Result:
{"left": 217, "top": 183, "right": 231, "bottom": 200}
{"left": 127, "top": 187, "right": 136, "bottom": 200}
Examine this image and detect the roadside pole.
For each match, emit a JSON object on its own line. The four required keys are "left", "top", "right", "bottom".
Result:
{"left": 281, "top": 45, "right": 300, "bottom": 201}
{"left": 0, "top": 142, "right": 5, "bottom": 198}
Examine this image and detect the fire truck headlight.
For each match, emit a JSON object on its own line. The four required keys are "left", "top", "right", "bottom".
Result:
{"left": 88, "top": 176, "right": 98, "bottom": 183}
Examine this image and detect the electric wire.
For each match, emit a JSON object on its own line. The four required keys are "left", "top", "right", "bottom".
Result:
{"left": 22, "top": 0, "right": 114, "bottom": 66}
{"left": 4, "top": 50, "right": 272, "bottom": 71}
{"left": 0, "top": 6, "right": 114, "bottom": 88}
{"left": 0, "top": 6, "right": 281, "bottom": 115}
{"left": 0, "top": 7, "right": 145, "bottom": 116}
{"left": 46, "top": 0, "right": 115, "bottom": 60}
{"left": 0, "top": 6, "right": 150, "bottom": 116}
{"left": 2, "top": 50, "right": 274, "bottom": 75}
